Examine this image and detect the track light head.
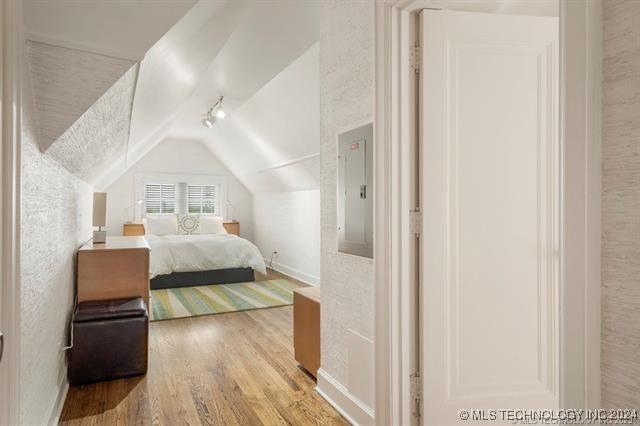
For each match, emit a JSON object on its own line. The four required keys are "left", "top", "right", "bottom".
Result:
{"left": 201, "top": 96, "right": 225, "bottom": 128}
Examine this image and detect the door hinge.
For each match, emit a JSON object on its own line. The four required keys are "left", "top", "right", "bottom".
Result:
{"left": 411, "top": 42, "right": 420, "bottom": 74}
{"left": 410, "top": 371, "right": 422, "bottom": 418}
{"left": 410, "top": 208, "right": 422, "bottom": 238}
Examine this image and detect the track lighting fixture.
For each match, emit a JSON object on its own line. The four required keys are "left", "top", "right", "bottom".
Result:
{"left": 201, "top": 96, "right": 225, "bottom": 128}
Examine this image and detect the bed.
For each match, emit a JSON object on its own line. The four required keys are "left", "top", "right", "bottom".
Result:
{"left": 142, "top": 215, "right": 267, "bottom": 290}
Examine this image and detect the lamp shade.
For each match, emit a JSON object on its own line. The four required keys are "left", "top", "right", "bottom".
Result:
{"left": 92, "top": 192, "right": 107, "bottom": 227}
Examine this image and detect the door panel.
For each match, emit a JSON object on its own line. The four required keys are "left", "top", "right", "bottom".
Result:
{"left": 420, "top": 9, "right": 559, "bottom": 424}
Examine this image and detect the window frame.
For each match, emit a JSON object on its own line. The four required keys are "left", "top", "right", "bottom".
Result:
{"left": 135, "top": 172, "right": 227, "bottom": 220}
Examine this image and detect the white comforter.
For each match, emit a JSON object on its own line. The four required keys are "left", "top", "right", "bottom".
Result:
{"left": 145, "top": 234, "right": 267, "bottom": 279}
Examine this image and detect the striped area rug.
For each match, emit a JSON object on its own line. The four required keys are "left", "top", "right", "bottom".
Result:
{"left": 150, "top": 279, "right": 303, "bottom": 321}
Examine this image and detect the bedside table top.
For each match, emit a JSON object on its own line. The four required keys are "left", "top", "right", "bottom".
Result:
{"left": 80, "top": 236, "right": 150, "bottom": 251}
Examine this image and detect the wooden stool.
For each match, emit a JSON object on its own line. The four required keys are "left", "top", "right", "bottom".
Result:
{"left": 293, "top": 286, "right": 320, "bottom": 378}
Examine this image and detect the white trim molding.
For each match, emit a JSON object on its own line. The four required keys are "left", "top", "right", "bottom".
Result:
{"left": 559, "top": 0, "right": 602, "bottom": 410}
{"left": 0, "top": 0, "right": 23, "bottom": 424}
{"left": 46, "top": 376, "right": 69, "bottom": 426}
{"left": 316, "top": 368, "right": 375, "bottom": 426}
{"left": 374, "top": 1, "right": 421, "bottom": 424}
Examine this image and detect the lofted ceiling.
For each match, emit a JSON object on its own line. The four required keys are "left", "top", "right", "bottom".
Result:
{"left": 95, "top": 0, "right": 321, "bottom": 193}
{"left": 27, "top": 0, "right": 553, "bottom": 195}
{"left": 23, "top": 0, "right": 196, "bottom": 153}
{"left": 195, "top": 43, "right": 320, "bottom": 193}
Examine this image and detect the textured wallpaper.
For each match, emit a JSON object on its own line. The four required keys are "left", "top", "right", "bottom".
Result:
{"left": 46, "top": 64, "right": 138, "bottom": 185}
{"left": 25, "top": 40, "right": 134, "bottom": 151}
{"left": 319, "top": 0, "right": 374, "bottom": 387}
{"left": 20, "top": 55, "right": 93, "bottom": 425}
{"left": 601, "top": 0, "right": 640, "bottom": 409}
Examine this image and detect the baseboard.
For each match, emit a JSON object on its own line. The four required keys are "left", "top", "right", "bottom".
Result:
{"left": 264, "top": 259, "right": 320, "bottom": 286}
{"left": 47, "top": 372, "right": 69, "bottom": 426}
{"left": 316, "top": 368, "right": 375, "bottom": 426}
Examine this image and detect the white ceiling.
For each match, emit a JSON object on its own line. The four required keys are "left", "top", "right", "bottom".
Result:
{"left": 96, "top": 0, "right": 321, "bottom": 192}
{"left": 191, "top": 43, "right": 320, "bottom": 193}
{"left": 23, "top": 0, "right": 197, "bottom": 60}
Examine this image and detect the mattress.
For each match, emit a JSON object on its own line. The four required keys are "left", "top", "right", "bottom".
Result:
{"left": 145, "top": 234, "right": 267, "bottom": 279}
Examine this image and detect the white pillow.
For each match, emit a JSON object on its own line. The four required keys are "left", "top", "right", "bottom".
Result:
{"left": 199, "top": 215, "right": 227, "bottom": 234}
{"left": 144, "top": 215, "right": 178, "bottom": 236}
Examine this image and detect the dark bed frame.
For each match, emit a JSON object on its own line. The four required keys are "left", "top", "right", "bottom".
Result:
{"left": 150, "top": 267, "right": 255, "bottom": 290}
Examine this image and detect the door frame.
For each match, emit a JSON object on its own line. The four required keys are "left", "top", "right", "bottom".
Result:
{"left": 0, "top": 0, "right": 22, "bottom": 424}
{"left": 373, "top": 0, "right": 602, "bottom": 424}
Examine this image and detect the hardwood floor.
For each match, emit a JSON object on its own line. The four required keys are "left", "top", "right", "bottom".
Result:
{"left": 59, "top": 270, "right": 345, "bottom": 425}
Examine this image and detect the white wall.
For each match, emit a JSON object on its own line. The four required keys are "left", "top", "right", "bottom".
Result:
{"left": 317, "top": 1, "right": 375, "bottom": 423}
{"left": 105, "top": 138, "right": 254, "bottom": 241}
{"left": 21, "top": 60, "right": 93, "bottom": 425}
{"left": 253, "top": 190, "right": 320, "bottom": 285}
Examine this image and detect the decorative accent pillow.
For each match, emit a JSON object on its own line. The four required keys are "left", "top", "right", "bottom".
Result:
{"left": 199, "top": 215, "right": 227, "bottom": 235}
{"left": 177, "top": 214, "right": 200, "bottom": 235}
{"left": 144, "top": 215, "right": 178, "bottom": 236}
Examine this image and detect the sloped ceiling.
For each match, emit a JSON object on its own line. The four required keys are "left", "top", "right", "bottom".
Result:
{"left": 45, "top": 65, "right": 139, "bottom": 183}
{"left": 23, "top": 0, "right": 196, "bottom": 182}
{"left": 184, "top": 43, "right": 320, "bottom": 193}
{"left": 23, "top": 0, "right": 197, "bottom": 60}
{"left": 95, "top": 0, "right": 321, "bottom": 192}
{"left": 25, "top": 40, "right": 135, "bottom": 150}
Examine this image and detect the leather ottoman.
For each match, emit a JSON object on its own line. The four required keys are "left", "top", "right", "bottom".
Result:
{"left": 68, "top": 297, "right": 148, "bottom": 385}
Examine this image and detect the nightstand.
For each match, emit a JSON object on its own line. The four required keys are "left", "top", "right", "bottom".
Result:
{"left": 123, "top": 222, "right": 145, "bottom": 236}
{"left": 223, "top": 220, "right": 240, "bottom": 235}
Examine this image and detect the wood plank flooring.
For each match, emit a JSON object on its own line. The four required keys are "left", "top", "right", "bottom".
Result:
{"left": 59, "top": 271, "right": 346, "bottom": 425}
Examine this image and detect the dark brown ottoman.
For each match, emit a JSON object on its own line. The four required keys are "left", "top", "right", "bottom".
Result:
{"left": 68, "top": 297, "right": 148, "bottom": 385}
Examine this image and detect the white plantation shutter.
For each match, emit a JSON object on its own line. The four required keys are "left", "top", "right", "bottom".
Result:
{"left": 145, "top": 183, "right": 176, "bottom": 214}
{"left": 188, "top": 184, "right": 217, "bottom": 214}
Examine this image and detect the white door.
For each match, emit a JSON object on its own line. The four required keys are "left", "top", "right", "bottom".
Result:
{"left": 420, "top": 9, "right": 559, "bottom": 424}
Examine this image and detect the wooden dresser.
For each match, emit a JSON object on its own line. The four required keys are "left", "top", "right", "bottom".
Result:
{"left": 77, "top": 236, "right": 151, "bottom": 307}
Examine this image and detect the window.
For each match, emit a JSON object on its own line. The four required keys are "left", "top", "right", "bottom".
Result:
{"left": 139, "top": 175, "right": 224, "bottom": 217}
{"left": 188, "top": 184, "right": 218, "bottom": 214}
{"left": 145, "top": 184, "right": 176, "bottom": 214}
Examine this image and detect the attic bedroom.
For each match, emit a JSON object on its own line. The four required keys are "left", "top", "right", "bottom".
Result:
{"left": 18, "top": 1, "right": 363, "bottom": 424}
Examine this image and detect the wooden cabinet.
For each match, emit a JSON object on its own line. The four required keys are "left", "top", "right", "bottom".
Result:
{"left": 78, "top": 236, "right": 150, "bottom": 307}
{"left": 223, "top": 221, "right": 240, "bottom": 236}
{"left": 123, "top": 222, "right": 145, "bottom": 236}
{"left": 293, "top": 286, "right": 320, "bottom": 377}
